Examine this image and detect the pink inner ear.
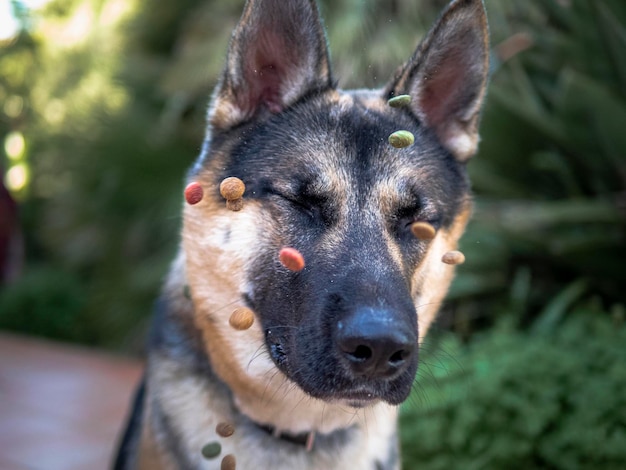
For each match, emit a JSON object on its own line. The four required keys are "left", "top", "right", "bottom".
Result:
{"left": 240, "top": 30, "right": 301, "bottom": 115}
{"left": 255, "top": 64, "right": 284, "bottom": 114}
{"left": 419, "top": 46, "right": 469, "bottom": 127}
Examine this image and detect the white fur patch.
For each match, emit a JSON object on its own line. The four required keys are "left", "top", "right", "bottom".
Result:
{"left": 440, "top": 119, "right": 480, "bottom": 162}
{"left": 151, "top": 356, "right": 399, "bottom": 469}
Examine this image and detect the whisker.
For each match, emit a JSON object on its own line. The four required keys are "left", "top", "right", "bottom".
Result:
{"left": 246, "top": 343, "right": 269, "bottom": 371}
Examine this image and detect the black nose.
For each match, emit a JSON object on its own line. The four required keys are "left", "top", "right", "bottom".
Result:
{"left": 335, "top": 307, "right": 416, "bottom": 380}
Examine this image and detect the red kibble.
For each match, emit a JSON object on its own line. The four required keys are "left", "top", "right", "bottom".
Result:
{"left": 185, "top": 182, "right": 204, "bottom": 205}
{"left": 279, "top": 247, "right": 305, "bottom": 272}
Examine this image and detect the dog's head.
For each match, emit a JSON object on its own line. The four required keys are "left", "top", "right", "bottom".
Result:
{"left": 181, "top": 0, "right": 488, "bottom": 431}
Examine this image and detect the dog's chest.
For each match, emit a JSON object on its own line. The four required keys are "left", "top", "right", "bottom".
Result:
{"left": 148, "top": 355, "right": 400, "bottom": 470}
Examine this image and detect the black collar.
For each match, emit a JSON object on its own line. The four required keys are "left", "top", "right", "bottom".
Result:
{"left": 257, "top": 423, "right": 316, "bottom": 451}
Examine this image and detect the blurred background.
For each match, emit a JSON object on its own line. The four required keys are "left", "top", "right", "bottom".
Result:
{"left": 0, "top": 0, "right": 625, "bottom": 468}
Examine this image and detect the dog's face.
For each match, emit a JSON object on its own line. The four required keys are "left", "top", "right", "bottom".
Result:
{"left": 181, "top": 0, "right": 488, "bottom": 427}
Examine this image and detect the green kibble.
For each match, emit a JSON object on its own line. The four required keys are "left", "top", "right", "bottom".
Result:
{"left": 389, "top": 130, "right": 415, "bottom": 148}
{"left": 388, "top": 94, "right": 412, "bottom": 108}
{"left": 201, "top": 442, "right": 222, "bottom": 459}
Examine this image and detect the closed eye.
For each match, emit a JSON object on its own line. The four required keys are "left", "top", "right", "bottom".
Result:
{"left": 395, "top": 206, "right": 420, "bottom": 230}
{"left": 393, "top": 206, "right": 440, "bottom": 238}
{"left": 285, "top": 195, "right": 319, "bottom": 219}
{"left": 267, "top": 188, "right": 321, "bottom": 220}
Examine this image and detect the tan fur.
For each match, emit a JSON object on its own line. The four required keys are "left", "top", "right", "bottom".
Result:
{"left": 136, "top": 424, "right": 167, "bottom": 470}
{"left": 412, "top": 201, "right": 472, "bottom": 341}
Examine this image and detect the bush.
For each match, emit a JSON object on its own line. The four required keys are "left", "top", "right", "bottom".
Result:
{"left": 401, "top": 312, "right": 626, "bottom": 469}
{"left": 0, "top": 266, "right": 88, "bottom": 341}
{"left": 451, "top": 0, "right": 626, "bottom": 328}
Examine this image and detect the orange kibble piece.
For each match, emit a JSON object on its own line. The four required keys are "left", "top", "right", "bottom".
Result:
{"left": 410, "top": 221, "right": 436, "bottom": 240}
{"left": 229, "top": 307, "right": 255, "bottom": 331}
{"left": 184, "top": 182, "right": 204, "bottom": 205}
{"left": 442, "top": 250, "right": 466, "bottom": 265}
{"left": 216, "top": 422, "right": 235, "bottom": 438}
{"left": 220, "top": 177, "right": 245, "bottom": 212}
{"left": 279, "top": 247, "right": 306, "bottom": 272}
{"left": 220, "top": 177, "right": 245, "bottom": 200}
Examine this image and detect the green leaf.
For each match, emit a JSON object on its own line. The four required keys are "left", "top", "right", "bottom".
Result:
{"left": 595, "top": 1, "right": 626, "bottom": 94}
{"left": 532, "top": 279, "right": 588, "bottom": 334}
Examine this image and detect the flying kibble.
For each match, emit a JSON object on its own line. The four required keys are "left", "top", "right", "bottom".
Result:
{"left": 279, "top": 247, "right": 306, "bottom": 272}
{"left": 201, "top": 442, "right": 222, "bottom": 460}
{"left": 184, "top": 182, "right": 204, "bottom": 205}
{"left": 410, "top": 222, "right": 436, "bottom": 240}
{"left": 220, "top": 177, "right": 245, "bottom": 199}
{"left": 229, "top": 307, "right": 255, "bottom": 331}
{"left": 442, "top": 250, "right": 466, "bottom": 265}
{"left": 388, "top": 130, "right": 415, "bottom": 148}
{"left": 216, "top": 422, "right": 235, "bottom": 438}
{"left": 220, "top": 177, "right": 245, "bottom": 211}
{"left": 221, "top": 454, "right": 236, "bottom": 470}
{"left": 387, "top": 95, "right": 412, "bottom": 108}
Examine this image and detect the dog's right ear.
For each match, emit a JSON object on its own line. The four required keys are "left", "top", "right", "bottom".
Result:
{"left": 385, "top": 0, "right": 490, "bottom": 162}
{"left": 209, "top": 0, "right": 333, "bottom": 131}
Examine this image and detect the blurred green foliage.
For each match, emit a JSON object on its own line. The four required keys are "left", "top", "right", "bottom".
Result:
{"left": 0, "top": 0, "right": 624, "bottom": 346}
{"left": 401, "top": 310, "right": 626, "bottom": 469}
{"left": 453, "top": 0, "right": 626, "bottom": 332}
{"left": 0, "top": 265, "right": 87, "bottom": 340}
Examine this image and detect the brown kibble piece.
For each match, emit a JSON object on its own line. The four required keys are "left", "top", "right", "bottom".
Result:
{"left": 226, "top": 199, "right": 244, "bottom": 211}
{"left": 216, "top": 422, "right": 235, "bottom": 438}
{"left": 279, "top": 247, "right": 306, "bottom": 272}
{"left": 221, "top": 454, "right": 236, "bottom": 470}
{"left": 442, "top": 250, "right": 466, "bottom": 265}
{"left": 220, "top": 177, "right": 245, "bottom": 212}
{"left": 220, "top": 177, "right": 245, "bottom": 200}
{"left": 229, "top": 307, "right": 255, "bottom": 331}
{"left": 410, "top": 221, "right": 436, "bottom": 240}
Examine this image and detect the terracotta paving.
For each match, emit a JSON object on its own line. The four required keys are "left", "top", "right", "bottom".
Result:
{"left": 0, "top": 333, "right": 143, "bottom": 470}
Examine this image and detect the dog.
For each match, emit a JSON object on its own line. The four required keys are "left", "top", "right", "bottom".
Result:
{"left": 114, "top": 0, "right": 489, "bottom": 468}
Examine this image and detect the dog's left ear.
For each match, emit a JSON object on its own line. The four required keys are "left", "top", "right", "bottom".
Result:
{"left": 386, "top": 0, "right": 489, "bottom": 161}
{"left": 209, "top": 0, "right": 333, "bottom": 131}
